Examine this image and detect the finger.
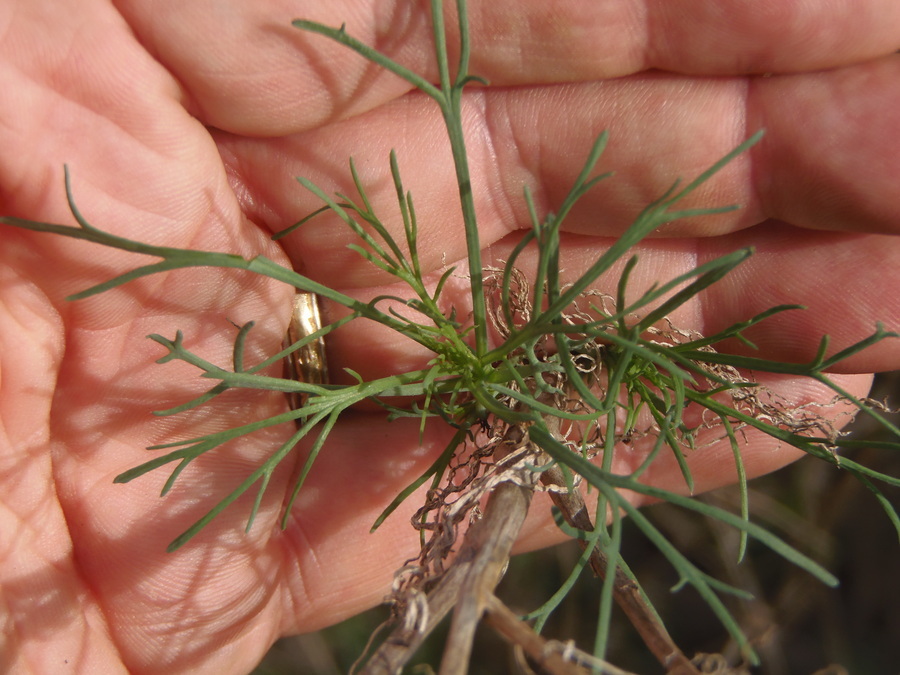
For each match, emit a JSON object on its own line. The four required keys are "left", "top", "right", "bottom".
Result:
{"left": 751, "top": 58, "right": 900, "bottom": 234}
{"left": 319, "top": 224, "right": 900, "bottom": 381}
{"left": 224, "top": 57, "right": 900, "bottom": 287}
{"left": 116, "top": 0, "right": 900, "bottom": 134}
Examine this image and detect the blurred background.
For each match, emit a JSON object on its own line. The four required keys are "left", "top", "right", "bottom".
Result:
{"left": 254, "top": 374, "right": 900, "bottom": 675}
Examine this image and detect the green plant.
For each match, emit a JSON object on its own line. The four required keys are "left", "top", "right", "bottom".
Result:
{"left": 3, "top": 1, "right": 898, "bottom": 672}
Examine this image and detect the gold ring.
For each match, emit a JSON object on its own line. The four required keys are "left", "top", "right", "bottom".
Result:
{"left": 285, "top": 292, "right": 328, "bottom": 409}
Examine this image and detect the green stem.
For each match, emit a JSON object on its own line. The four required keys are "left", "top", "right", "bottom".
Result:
{"left": 431, "top": 0, "right": 488, "bottom": 357}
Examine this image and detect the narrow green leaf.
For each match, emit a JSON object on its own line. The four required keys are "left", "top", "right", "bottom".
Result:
{"left": 292, "top": 19, "right": 441, "bottom": 99}
{"left": 529, "top": 424, "right": 840, "bottom": 587}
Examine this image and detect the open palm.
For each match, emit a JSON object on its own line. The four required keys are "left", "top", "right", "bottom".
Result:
{"left": 2, "top": 2, "right": 899, "bottom": 673}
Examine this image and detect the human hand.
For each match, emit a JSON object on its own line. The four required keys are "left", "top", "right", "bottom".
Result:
{"left": 1, "top": 1, "right": 898, "bottom": 673}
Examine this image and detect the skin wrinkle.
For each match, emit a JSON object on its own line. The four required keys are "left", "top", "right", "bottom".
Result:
{"left": 276, "top": 469, "right": 335, "bottom": 616}
{"left": 67, "top": 545, "right": 126, "bottom": 671}
{"left": 278, "top": 515, "right": 319, "bottom": 630}
{"left": 476, "top": 90, "right": 525, "bottom": 244}
{"left": 741, "top": 76, "right": 766, "bottom": 229}
{"left": 0, "top": 281, "right": 123, "bottom": 671}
